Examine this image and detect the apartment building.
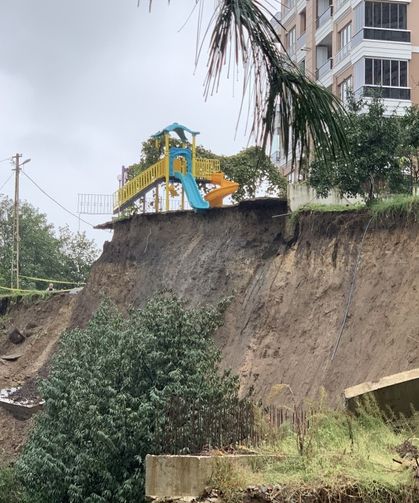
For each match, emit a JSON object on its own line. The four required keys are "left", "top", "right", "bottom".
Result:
{"left": 271, "top": 0, "right": 419, "bottom": 180}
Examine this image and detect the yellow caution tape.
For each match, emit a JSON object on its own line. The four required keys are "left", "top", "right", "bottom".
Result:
{"left": 0, "top": 285, "right": 41, "bottom": 293}
{"left": 18, "top": 275, "right": 86, "bottom": 286}
{"left": 0, "top": 285, "right": 77, "bottom": 294}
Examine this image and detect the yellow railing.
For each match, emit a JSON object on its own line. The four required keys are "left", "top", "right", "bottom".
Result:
{"left": 114, "top": 156, "right": 221, "bottom": 212}
{"left": 195, "top": 158, "right": 221, "bottom": 179}
{"left": 114, "top": 158, "right": 166, "bottom": 211}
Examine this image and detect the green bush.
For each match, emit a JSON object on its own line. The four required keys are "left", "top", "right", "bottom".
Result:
{"left": 17, "top": 295, "right": 242, "bottom": 502}
{"left": 0, "top": 466, "right": 27, "bottom": 503}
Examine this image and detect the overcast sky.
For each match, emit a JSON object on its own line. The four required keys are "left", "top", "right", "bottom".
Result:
{"left": 0, "top": 1, "right": 249, "bottom": 248}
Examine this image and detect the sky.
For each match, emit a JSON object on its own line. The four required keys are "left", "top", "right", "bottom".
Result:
{"left": 0, "top": 1, "right": 249, "bottom": 248}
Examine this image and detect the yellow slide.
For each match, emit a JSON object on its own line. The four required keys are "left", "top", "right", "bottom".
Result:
{"left": 204, "top": 172, "right": 239, "bottom": 208}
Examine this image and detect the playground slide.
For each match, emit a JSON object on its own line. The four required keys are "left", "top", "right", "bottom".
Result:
{"left": 204, "top": 173, "right": 239, "bottom": 208}
{"left": 174, "top": 171, "right": 210, "bottom": 210}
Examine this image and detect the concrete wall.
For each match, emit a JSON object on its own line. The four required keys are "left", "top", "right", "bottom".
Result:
{"left": 287, "top": 183, "right": 363, "bottom": 212}
{"left": 145, "top": 454, "right": 275, "bottom": 499}
{"left": 345, "top": 368, "right": 419, "bottom": 417}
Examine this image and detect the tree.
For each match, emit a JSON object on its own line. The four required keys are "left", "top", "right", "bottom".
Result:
{"left": 399, "top": 105, "right": 419, "bottom": 188}
{"left": 221, "top": 147, "right": 287, "bottom": 201}
{"left": 0, "top": 196, "right": 99, "bottom": 289}
{"left": 148, "top": 1, "right": 349, "bottom": 164}
{"left": 57, "top": 225, "right": 99, "bottom": 284}
{"left": 17, "top": 295, "right": 247, "bottom": 503}
{"left": 309, "top": 97, "right": 405, "bottom": 202}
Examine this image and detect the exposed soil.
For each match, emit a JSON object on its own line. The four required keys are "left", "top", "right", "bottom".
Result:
{"left": 1, "top": 199, "right": 419, "bottom": 461}
{"left": 73, "top": 200, "right": 419, "bottom": 407}
{"left": 0, "top": 293, "right": 76, "bottom": 462}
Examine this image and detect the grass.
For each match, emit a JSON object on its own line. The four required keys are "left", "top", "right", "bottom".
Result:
{"left": 210, "top": 405, "right": 419, "bottom": 502}
{"left": 369, "top": 195, "right": 419, "bottom": 222}
{"left": 290, "top": 194, "right": 419, "bottom": 227}
{"left": 298, "top": 202, "right": 366, "bottom": 213}
{"left": 290, "top": 201, "right": 366, "bottom": 226}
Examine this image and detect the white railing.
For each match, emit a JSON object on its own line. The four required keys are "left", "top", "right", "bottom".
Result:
{"left": 296, "top": 32, "right": 307, "bottom": 51}
{"left": 288, "top": 43, "right": 297, "bottom": 56}
{"left": 335, "top": 0, "right": 350, "bottom": 13}
{"left": 335, "top": 41, "right": 351, "bottom": 65}
{"left": 316, "top": 58, "right": 333, "bottom": 80}
{"left": 270, "top": 12, "right": 281, "bottom": 31}
{"left": 317, "top": 6, "right": 333, "bottom": 28}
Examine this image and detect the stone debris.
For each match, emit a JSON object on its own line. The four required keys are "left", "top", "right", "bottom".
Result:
{"left": 0, "top": 386, "right": 44, "bottom": 420}
{"left": 8, "top": 327, "right": 25, "bottom": 344}
{"left": 1, "top": 353, "right": 23, "bottom": 361}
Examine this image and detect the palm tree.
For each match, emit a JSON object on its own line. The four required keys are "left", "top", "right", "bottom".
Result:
{"left": 149, "top": 0, "right": 348, "bottom": 166}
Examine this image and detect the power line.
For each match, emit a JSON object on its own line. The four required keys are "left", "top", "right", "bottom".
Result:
{"left": 0, "top": 157, "right": 12, "bottom": 164}
{"left": 0, "top": 174, "right": 12, "bottom": 192}
{"left": 21, "top": 171, "right": 95, "bottom": 228}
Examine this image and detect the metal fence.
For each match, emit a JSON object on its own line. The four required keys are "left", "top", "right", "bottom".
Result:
{"left": 154, "top": 396, "right": 309, "bottom": 455}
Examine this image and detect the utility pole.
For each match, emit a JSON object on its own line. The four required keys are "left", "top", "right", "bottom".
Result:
{"left": 11, "top": 154, "right": 22, "bottom": 290}
{"left": 10, "top": 154, "right": 30, "bottom": 290}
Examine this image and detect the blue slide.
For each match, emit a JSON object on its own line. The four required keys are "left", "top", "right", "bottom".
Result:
{"left": 174, "top": 171, "right": 210, "bottom": 210}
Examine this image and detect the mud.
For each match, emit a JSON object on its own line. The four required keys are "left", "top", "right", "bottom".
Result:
{"left": 73, "top": 200, "right": 419, "bottom": 406}
{"left": 1, "top": 199, "right": 419, "bottom": 460}
{"left": 0, "top": 293, "right": 75, "bottom": 462}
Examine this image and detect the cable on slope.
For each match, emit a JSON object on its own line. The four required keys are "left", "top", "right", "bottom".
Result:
{"left": 330, "top": 216, "right": 373, "bottom": 361}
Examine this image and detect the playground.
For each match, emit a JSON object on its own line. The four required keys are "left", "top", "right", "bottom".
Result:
{"left": 113, "top": 123, "right": 239, "bottom": 214}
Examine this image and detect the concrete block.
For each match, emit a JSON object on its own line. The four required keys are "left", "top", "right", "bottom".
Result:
{"left": 145, "top": 454, "right": 273, "bottom": 500}
{"left": 345, "top": 368, "right": 419, "bottom": 417}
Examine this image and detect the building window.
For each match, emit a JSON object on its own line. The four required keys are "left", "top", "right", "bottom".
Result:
{"left": 339, "top": 23, "right": 351, "bottom": 49}
{"left": 365, "top": 2, "right": 407, "bottom": 30}
{"left": 299, "top": 59, "right": 306, "bottom": 74}
{"left": 365, "top": 58, "right": 408, "bottom": 87}
{"left": 300, "top": 10, "right": 307, "bottom": 34}
{"left": 339, "top": 76, "right": 352, "bottom": 103}
{"left": 286, "top": 26, "right": 297, "bottom": 54}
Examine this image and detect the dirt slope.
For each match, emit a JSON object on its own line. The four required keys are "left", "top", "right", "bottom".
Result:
{"left": 1, "top": 201, "right": 418, "bottom": 460}
{"left": 71, "top": 201, "right": 419, "bottom": 405}
{"left": 0, "top": 294, "right": 75, "bottom": 461}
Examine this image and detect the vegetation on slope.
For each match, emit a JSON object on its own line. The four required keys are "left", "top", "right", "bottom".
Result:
{"left": 291, "top": 195, "right": 419, "bottom": 226}
{"left": 16, "top": 295, "right": 248, "bottom": 502}
{"left": 210, "top": 401, "right": 419, "bottom": 502}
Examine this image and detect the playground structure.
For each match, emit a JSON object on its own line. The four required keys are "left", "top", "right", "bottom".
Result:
{"left": 113, "top": 123, "right": 239, "bottom": 214}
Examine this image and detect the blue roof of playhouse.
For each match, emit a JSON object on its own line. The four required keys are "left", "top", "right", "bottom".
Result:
{"left": 152, "top": 123, "right": 200, "bottom": 142}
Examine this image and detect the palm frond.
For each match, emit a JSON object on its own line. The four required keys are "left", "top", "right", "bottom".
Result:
{"left": 147, "top": 0, "right": 349, "bottom": 164}
{"left": 205, "top": 0, "right": 349, "bottom": 164}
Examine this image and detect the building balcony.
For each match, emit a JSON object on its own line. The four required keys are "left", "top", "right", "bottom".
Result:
{"left": 270, "top": 12, "right": 282, "bottom": 33}
{"left": 279, "top": 0, "right": 297, "bottom": 25}
{"left": 335, "top": 42, "right": 351, "bottom": 66}
{"left": 334, "top": 0, "right": 350, "bottom": 18}
{"left": 288, "top": 43, "right": 297, "bottom": 57}
{"left": 316, "top": 58, "right": 333, "bottom": 80}
{"left": 296, "top": 32, "right": 307, "bottom": 51}
{"left": 357, "top": 85, "right": 411, "bottom": 100}
{"left": 297, "top": 0, "right": 306, "bottom": 13}
{"left": 316, "top": 6, "right": 333, "bottom": 29}
{"left": 363, "top": 27, "right": 411, "bottom": 43}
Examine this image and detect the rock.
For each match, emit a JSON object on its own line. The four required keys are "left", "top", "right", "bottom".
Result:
{"left": 24, "top": 321, "right": 38, "bottom": 337}
{"left": 0, "top": 353, "right": 22, "bottom": 361}
{"left": 8, "top": 328, "right": 25, "bottom": 345}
